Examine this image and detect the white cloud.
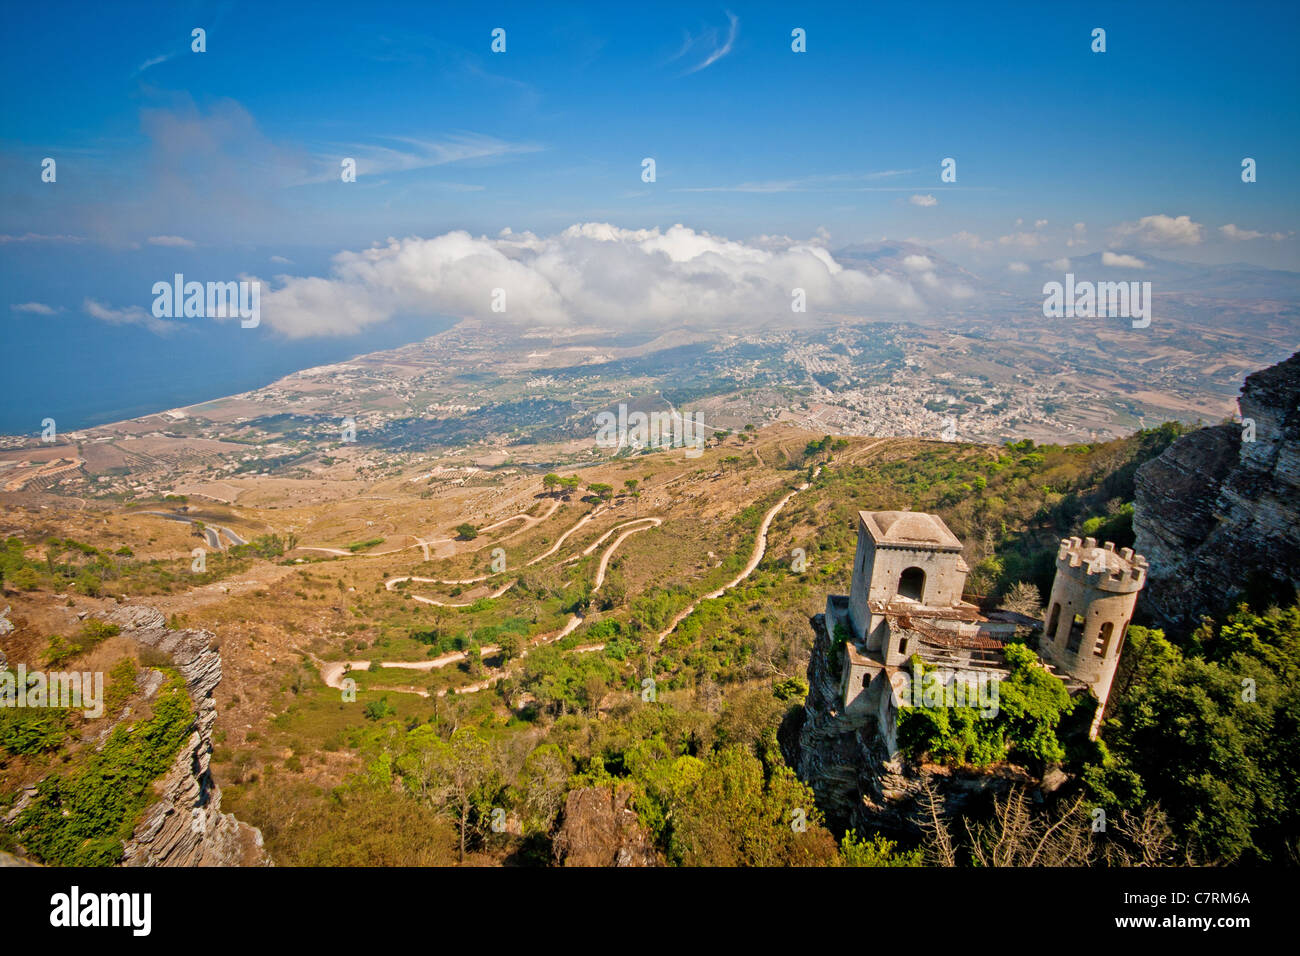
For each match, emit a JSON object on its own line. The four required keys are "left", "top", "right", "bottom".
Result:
{"left": 910, "top": 194, "right": 938, "bottom": 207}
{"left": 147, "top": 235, "right": 195, "bottom": 247}
{"left": 1219, "top": 223, "right": 1288, "bottom": 241}
{"left": 134, "top": 52, "right": 175, "bottom": 76}
{"left": 998, "top": 232, "right": 1042, "bottom": 249}
{"left": 0, "top": 233, "right": 87, "bottom": 244}
{"left": 11, "top": 302, "right": 58, "bottom": 314}
{"left": 1102, "top": 251, "right": 1147, "bottom": 269}
{"left": 1113, "top": 214, "right": 1204, "bottom": 246}
{"left": 1034, "top": 219, "right": 1048, "bottom": 229}
{"left": 270, "top": 255, "right": 293, "bottom": 264}
{"left": 1048, "top": 257, "right": 1071, "bottom": 271}
{"left": 1007, "top": 261, "right": 1030, "bottom": 274}
{"left": 84, "top": 298, "right": 178, "bottom": 335}
{"left": 928, "top": 231, "right": 988, "bottom": 250}
{"left": 251, "top": 222, "right": 967, "bottom": 339}
{"left": 901, "top": 254, "right": 934, "bottom": 272}
{"left": 303, "top": 133, "right": 540, "bottom": 186}
{"left": 676, "top": 12, "right": 739, "bottom": 75}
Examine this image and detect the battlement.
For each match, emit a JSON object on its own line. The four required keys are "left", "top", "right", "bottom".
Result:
{"left": 1055, "top": 536, "right": 1147, "bottom": 592}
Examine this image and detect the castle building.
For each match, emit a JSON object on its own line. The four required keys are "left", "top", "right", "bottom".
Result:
{"left": 1039, "top": 536, "right": 1147, "bottom": 738}
{"left": 825, "top": 510, "right": 1146, "bottom": 751}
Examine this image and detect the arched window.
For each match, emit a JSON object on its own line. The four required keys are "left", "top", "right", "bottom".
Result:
{"left": 898, "top": 566, "right": 925, "bottom": 602}
{"left": 1047, "top": 603, "right": 1061, "bottom": 642}
{"left": 1095, "top": 621, "right": 1114, "bottom": 657}
{"left": 1066, "top": 614, "right": 1085, "bottom": 653}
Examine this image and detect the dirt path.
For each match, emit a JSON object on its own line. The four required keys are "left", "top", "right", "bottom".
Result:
{"left": 298, "top": 498, "right": 561, "bottom": 558}
{"left": 592, "top": 518, "right": 660, "bottom": 590}
{"left": 311, "top": 438, "right": 891, "bottom": 694}
{"left": 315, "top": 610, "right": 584, "bottom": 698}
{"left": 399, "top": 578, "right": 517, "bottom": 608}
{"left": 526, "top": 506, "right": 603, "bottom": 565}
{"left": 654, "top": 465, "right": 827, "bottom": 644}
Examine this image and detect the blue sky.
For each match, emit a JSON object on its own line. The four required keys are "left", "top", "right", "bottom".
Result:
{"left": 1, "top": 1, "right": 1298, "bottom": 429}
{"left": 4, "top": 0, "right": 1297, "bottom": 257}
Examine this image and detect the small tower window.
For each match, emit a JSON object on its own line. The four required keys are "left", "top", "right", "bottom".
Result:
{"left": 1066, "top": 614, "right": 1085, "bottom": 653}
{"left": 898, "top": 566, "right": 925, "bottom": 602}
{"left": 1047, "top": 603, "right": 1062, "bottom": 642}
{"left": 1094, "top": 621, "right": 1114, "bottom": 657}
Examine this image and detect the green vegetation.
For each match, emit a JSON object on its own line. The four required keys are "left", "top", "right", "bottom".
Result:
{"left": 1089, "top": 604, "right": 1300, "bottom": 864}
{"left": 347, "top": 537, "right": 385, "bottom": 553}
{"left": 897, "top": 644, "right": 1076, "bottom": 767}
{"left": 0, "top": 533, "right": 260, "bottom": 597}
{"left": 14, "top": 671, "right": 194, "bottom": 866}
{"left": 840, "top": 830, "right": 924, "bottom": 867}
{"left": 0, "top": 709, "right": 70, "bottom": 756}
{"left": 44, "top": 619, "right": 120, "bottom": 668}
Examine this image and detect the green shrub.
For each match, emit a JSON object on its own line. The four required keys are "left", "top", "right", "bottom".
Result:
{"left": 15, "top": 672, "right": 194, "bottom": 865}
{"left": 0, "top": 708, "right": 70, "bottom": 755}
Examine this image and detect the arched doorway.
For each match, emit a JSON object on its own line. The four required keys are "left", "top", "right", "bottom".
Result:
{"left": 898, "top": 566, "right": 925, "bottom": 602}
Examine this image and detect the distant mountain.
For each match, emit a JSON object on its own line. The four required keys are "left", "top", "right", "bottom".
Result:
{"left": 1023, "top": 250, "right": 1300, "bottom": 300}
{"left": 833, "top": 240, "right": 988, "bottom": 292}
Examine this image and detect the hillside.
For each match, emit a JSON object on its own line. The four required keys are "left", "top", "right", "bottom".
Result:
{"left": 2, "top": 402, "right": 1226, "bottom": 865}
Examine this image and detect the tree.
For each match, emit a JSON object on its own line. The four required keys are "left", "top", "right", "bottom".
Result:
{"left": 462, "top": 642, "right": 484, "bottom": 677}
{"left": 1002, "top": 581, "right": 1043, "bottom": 618}
{"left": 1099, "top": 612, "right": 1300, "bottom": 864}
{"left": 454, "top": 523, "right": 478, "bottom": 541}
{"left": 839, "top": 831, "right": 923, "bottom": 867}
{"left": 542, "top": 473, "right": 561, "bottom": 496}
{"left": 398, "top": 726, "right": 500, "bottom": 863}
{"left": 497, "top": 632, "right": 523, "bottom": 663}
{"left": 667, "top": 746, "right": 838, "bottom": 866}
{"left": 514, "top": 744, "right": 570, "bottom": 835}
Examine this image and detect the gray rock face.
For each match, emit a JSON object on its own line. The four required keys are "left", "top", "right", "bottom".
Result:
{"left": 791, "top": 614, "right": 1032, "bottom": 839}
{"left": 101, "top": 606, "right": 271, "bottom": 867}
{"left": 1134, "top": 351, "right": 1300, "bottom": 633}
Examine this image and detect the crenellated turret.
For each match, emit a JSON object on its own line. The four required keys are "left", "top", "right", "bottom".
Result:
{"left": 1041, "top": 537, "right": 1148, "bottom": 738}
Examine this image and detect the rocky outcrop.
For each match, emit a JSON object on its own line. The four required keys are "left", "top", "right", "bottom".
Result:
{"left": 552, "top": 786, "right": 658, "bottom": 867}
{"left": 1134, "top": 351, "right": 1300, "bottom": 633}
{"left": 101, "top": 605, "right": 270, "bottom": 867}
{"left": 792, "top": 614, "right": 1036, "bottom": 839}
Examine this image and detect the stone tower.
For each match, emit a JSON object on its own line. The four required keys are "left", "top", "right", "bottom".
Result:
{"left": 1039, "top": 536, "right": 1147, "bottom": 738}
{"left": 846, "top": 511, "right": 970, "bottom": 665}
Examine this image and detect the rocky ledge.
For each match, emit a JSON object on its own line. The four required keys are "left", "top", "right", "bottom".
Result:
{"left": 102, "top": 605, "right": 271, "bottom": 867}
{"left": 1134, "top": 351, "right": 1300, "bottom": 633}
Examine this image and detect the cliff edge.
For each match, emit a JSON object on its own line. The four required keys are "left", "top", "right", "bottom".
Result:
{"left": 103, "top": 605, "right": 270, "bottom": 867}
{"left": 1134, "top": 351, "right": 1300, "bottom": 632}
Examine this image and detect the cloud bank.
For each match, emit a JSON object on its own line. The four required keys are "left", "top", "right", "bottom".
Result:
{"left": 255, "top": 223, "right": 956, "bottom": 339}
